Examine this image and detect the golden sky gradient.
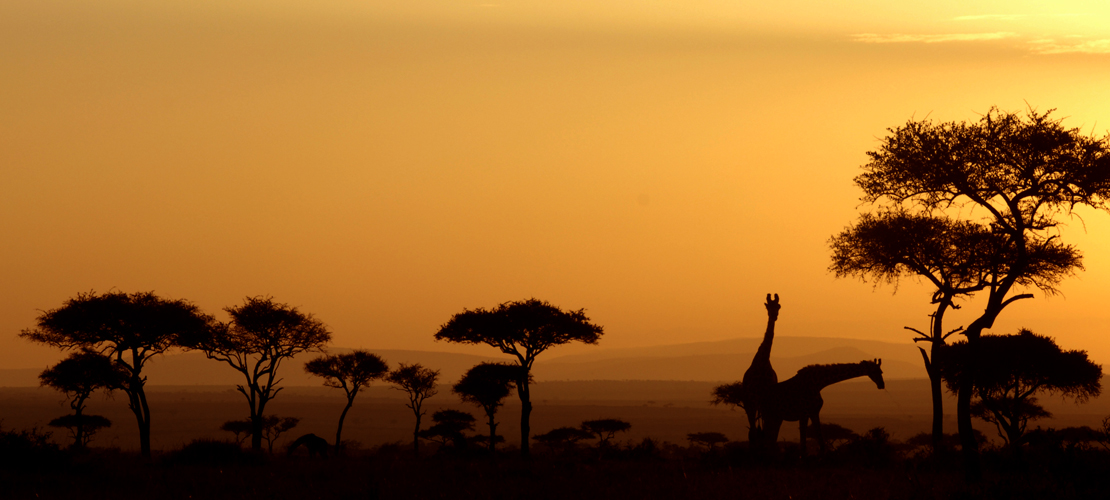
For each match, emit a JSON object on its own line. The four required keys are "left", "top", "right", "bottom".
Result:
{"left": 3, "top": 0, "right": 1110, "bottom": 370}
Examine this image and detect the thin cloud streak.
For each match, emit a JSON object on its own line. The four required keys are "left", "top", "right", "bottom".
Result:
{"left": 1029, "top": 38, "right": 1110, "bottom": 54}
{"left": 954, "top": 14, "right": 1025, "bottom": 21}
{"left": 851, "top": 32, "right": 1018, "bottom": 44}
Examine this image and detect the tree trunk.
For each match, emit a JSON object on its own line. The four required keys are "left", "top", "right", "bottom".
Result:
{"left": 251, "top": 414, "right": 264, "bottom": 452}
{"left": 487, "top": 413, "right": 497, "bottom": 453}
{"left": 251, "top": 390, "right": 267, "bottom": 452}
{"left": 336, "top": 396, "right": 354, "bottom": 454}
{"left": 929, "top": 364, "right": 944, "bottom": 450}
{"left": 518, "top": 379, "right": 532, "bottom": 457}
{"left": 957, "top": 330, "right": 982, "bottom": 481}
{"left": 125, "top": 376, "right": 153, "bottom": 458}
{"left": 412, "top": 412, "right": 422, "bottom": 458}
{"left": 73, "top": 403, "right": 85, "bottom": 449}
{"left": 919, "top": 345, "right": 944, "bottom": 452}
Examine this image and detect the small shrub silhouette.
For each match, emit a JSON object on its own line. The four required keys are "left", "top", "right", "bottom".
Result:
{"left": 165, "top": 439, "right": 261, "bottom": 466}
{"left": 581, "top": 418, "right": 631, "bottom": 448}
{"left": 0, "top": 426, "right": 65, "bottom": 470}
{"left": 835, "top": 427, "right": 896, "bottom": 467}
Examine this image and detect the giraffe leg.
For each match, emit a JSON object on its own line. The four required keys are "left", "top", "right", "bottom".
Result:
{"left": 799, "top": 418, "right": 808, "bottom": 457}
{"left": 813, "top": 413, "right": 824, "bottom": 455}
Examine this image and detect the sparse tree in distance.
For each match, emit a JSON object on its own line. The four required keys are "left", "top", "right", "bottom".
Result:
{"left": 220, "top": 419, "right": 253, "bottom": 446}
{"left": 38, "top": 349, "right": 127, "bottom": 448}
{"left": 304, "top": 350, "right": 389, "bottom": 452}
{"left": 581, "top": 418, "right": 632, "bottom": 448}
{"left": 939, "top": 329, "right": 1102, "bottom": 456}
{"left": 387, "top": 363, "right": 440, "bottom": 457}
{"left": 419, "top": 409, "right": 475, "bottom": 452}
{"left": 261, "top": 416, "right": 300, "bottom": 453}
{"left": 686, "top": 432, "right": 728, "bottom": 452}
{"left": 21, "top": 291, "right": 216, "bottom": 457}
{"left": 435, "top": 298, "right": 604, "bottom": 456}
{"left": 453, "top": 362, "right": 522, "bottom": 452}
{"left": 179, "top": 296, "right": 331, "bottom": 452}
{"left": 710, "top": 381, "right": 747, "bottom": 410}
{"left": 533, "top": 426, "right": 594, "bottom": 453}
{"left": 845, "top": 107, "right": 1110, "bottom": 477}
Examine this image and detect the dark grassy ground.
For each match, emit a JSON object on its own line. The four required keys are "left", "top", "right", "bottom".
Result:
{"left": 5, "top": 437, "right": 1110, "bottom": 500}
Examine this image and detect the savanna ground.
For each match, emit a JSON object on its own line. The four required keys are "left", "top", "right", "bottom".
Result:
{"left": 4, "top": 380, "right": 1110, "bottom": 499}
{"left": 5, "top": 435, "right": 1110, "bottom": 500}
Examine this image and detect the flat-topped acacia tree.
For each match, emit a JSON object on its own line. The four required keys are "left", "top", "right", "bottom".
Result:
{"left": 39, "top": 349, "right": 128, "bottom": 448}
{"left": 387, "top": 363, "right": 440, "bottom": 458}
{"left": 180, "top": 296, "right": 331, "bottom": 452}
{"left": 21, "top": 291, "right": 216, "bottom": 457}
{"left": 304, "top": 350, "right": 389, "bottom": 452}
{"left": 435, "top": 298, "right": 603, "bottom": 457}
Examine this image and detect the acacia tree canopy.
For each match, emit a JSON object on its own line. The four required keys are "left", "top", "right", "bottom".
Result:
{"left": 20, "top": 290, "right": 216, "bottom": 457}
{"left": 435, "top": 298, "right": 603, "bottom": 457}
{"left": 452, "top": 362, "right": 522, "bottom": 452}
{"left": 939, "top": 329, "right": 1102, "bottom": 452}
{"left": 179, "top": 296, "right": 331, "bottom": 452}
{"left": 304, "top": 350, "right": 389, "bottom": 451}
{"left": 387, "top": 363, "right": 440, "bottom": 457}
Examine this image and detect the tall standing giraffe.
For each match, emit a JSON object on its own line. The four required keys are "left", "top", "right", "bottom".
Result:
{"left": 741, "top": 293, "right": 781, "bottom": 446}
{"left": 763, "top": 359, "right": 884, "bottom": 455}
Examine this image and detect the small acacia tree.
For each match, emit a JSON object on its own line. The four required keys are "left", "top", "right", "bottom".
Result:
{"left": 453, "top": 362, "right": 522, "bottom": 452}
{"left": 21, "top": 291, "right": 216, "bottom": 457}
{"left": 419, "top": 409, "right": 475, "bottom": 452}
{"left": 939, "top": 329, "right": 1102, "bottom": 456}
{"left": 686, "top": 432, "right": 728, "bottom": 452}
{"left": 304, "top": 350, "right": 389, "bottom": 451}
{"left": 180, "top": 296, "right": 331, "bottom": 452}
{"left": 581, "top": 418, "right": 632, "bottom": 448}
{"left": 534, "top": 426, "right": 595, "bottom": 453}
{"left": 387, "top": 363, "right": 440, "bottom": 457}
{"left": 435, "top": 298, "right": 603, "bottom": 456}
{"left": 38, "top": 349, "right": 127, "bottom": 448}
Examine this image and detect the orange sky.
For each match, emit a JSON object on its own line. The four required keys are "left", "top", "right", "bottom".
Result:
{"left": 3, "top": 0, "right": 1110, "bottom": 370}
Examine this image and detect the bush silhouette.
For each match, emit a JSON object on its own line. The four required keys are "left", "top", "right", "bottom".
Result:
{"left": 167, "top": 439, "right": 260, "bottom": 466}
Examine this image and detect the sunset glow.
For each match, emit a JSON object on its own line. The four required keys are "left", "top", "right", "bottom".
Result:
{"left": 3, "top": 0, "right": 1110, "bottom": 370}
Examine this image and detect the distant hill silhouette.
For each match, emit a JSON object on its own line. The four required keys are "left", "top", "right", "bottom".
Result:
{"left": 0, "top": 336, "right": 923, "bottom": 386}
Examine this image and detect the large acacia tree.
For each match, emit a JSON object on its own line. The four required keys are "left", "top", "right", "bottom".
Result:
{"left": 850, "top": 107, "right": 1110, "bottom": 477}
{"left": 829, "top": 210, "right": 1078, "bottom": 450}
{"left": 21, "top": 291, "right": 216, "bottom": 457}
{"left": 435, "top": 298, "right": 604, "bottom": 456}
{"left": 304, "top": 350, "right": 389, "bottom": 451}
{"left": 938, "top": 329, "right": 1101, "bottom": 456}
{"left": 180, "top": 296, "right": 331, "bottom": 451}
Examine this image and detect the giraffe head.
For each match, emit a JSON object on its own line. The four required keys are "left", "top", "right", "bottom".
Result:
{"left": 764, "top": 293, "right": 781, "bottom": 321}
{"left": 863, "top": 358, "right": 885, "bottom": 389}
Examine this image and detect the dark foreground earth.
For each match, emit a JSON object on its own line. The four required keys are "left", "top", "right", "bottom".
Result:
{"left": 4, "top": 438, "right": 1110, "bottom": 500}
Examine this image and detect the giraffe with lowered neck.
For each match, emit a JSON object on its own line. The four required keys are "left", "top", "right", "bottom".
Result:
{"left": 741, "top": 293, "right": 781, "bottom": 445}
{"left": 763, "top": 359, "right": 885, "bottom": 455}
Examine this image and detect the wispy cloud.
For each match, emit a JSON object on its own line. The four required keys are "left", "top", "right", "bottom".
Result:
{"left": 851, "top": 32, "right": 1019, "bottom": 44}
{"left": 954, "top": 14, "right": 1025, "bottom": 21}
{"left": 1029, "top": 38, "right": 1110, "bottom": 54}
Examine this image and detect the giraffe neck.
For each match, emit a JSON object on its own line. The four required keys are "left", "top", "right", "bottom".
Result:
{"left": 802, "top": 363, "right": 873, "bottom": 390}
{"left": 754, "top": 313, "right": 777, "bottom": 363}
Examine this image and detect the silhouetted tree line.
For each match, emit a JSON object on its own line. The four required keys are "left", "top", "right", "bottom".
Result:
{"left": 7, "top": 107, "right": 1110, "bottom": 490}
